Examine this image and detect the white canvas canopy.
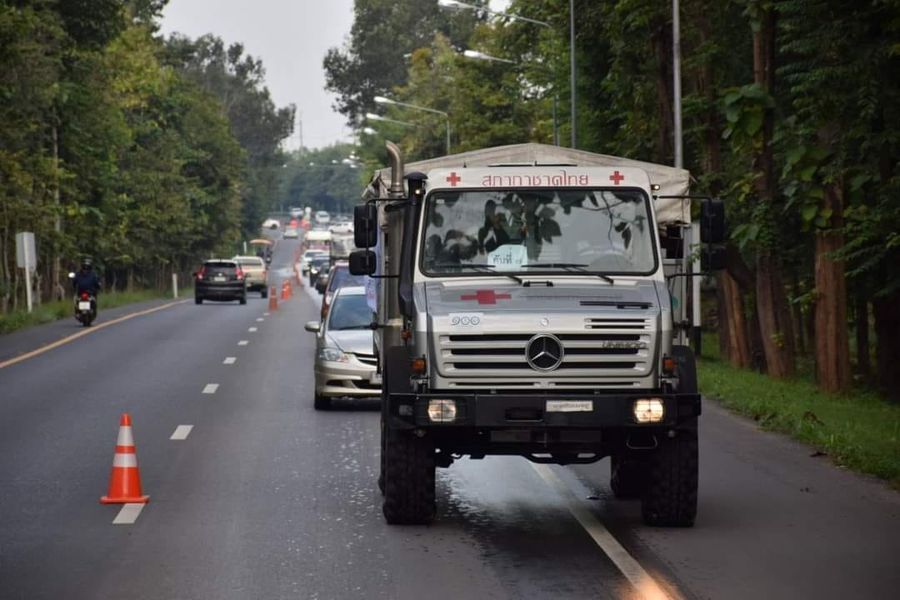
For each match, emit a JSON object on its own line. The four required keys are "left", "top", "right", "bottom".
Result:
{"left": 372, "top": 143, "right": 692, "bottom": 225}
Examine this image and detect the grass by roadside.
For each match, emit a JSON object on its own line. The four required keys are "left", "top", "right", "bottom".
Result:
{"left": 698, "top": 344, "right": 900, "bottom": 489}
{"left": 0, "top": 290, "right": 172, "bottom": 335}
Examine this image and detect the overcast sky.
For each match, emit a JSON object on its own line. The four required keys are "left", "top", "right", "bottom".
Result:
{"left": 160, "top": 1, "right": 511, "bottom": 152}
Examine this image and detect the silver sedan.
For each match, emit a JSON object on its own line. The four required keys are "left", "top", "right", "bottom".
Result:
{"left": 304, "top": 286, "right": 380, "bottom": 410}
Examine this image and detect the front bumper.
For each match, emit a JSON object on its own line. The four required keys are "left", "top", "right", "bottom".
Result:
{"left": 386, "top": 392, "right": 700, "bottom": 429}
{"left": 315, "top": 359, "right": 381, "bottom": 398}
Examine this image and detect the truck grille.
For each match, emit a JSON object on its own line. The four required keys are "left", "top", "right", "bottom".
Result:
{"left": 437, "top": 318, "right": 655, "bottom": 380}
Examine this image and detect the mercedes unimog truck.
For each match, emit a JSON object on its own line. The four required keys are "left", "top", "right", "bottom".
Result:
{"left": 349, "top": 143, "right": 725, "bottom": 527}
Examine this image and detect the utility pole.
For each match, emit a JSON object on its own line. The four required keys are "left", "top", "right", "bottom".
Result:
{"left": 673, "top": 0, "right": 683, "bottom": 169}
{"left": 569, "top": 0, "right": 577, "bottom": 149}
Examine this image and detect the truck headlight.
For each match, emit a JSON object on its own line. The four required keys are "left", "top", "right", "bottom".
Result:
{"left": 318, "top": 347, "right": 349, "bottom": 363}
{"left": 633, "top": 398, "right": 665, "bottom": 423}
{"left": 427, "top": 399, "right": 457, "bottom": 423}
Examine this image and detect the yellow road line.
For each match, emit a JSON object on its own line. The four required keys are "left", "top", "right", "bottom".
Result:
{"left": 0, "top": 300, "right": 188, "bottom": 370}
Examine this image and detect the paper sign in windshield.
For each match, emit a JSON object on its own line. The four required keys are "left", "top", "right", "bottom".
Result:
{"left": 487, "top": 245, "right": 527, "bottom": 271}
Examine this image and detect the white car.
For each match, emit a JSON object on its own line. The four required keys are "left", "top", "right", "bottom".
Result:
{"left": 283, "top": 227, "right": 299, "bottom": 239}
{"left": 314, "top": 210, "right": 331, "bottom": 224}
{"left": 262, "top": 218, "right": 280, "bottom": 230}
{"left": 303, "top": 286, "right": 379, "bottom": 410}
{"left": 329, "top": 221, "right": 353, "bottom": 234}
{"left": 301, "top": 249, "right": 328, "bottom": 275}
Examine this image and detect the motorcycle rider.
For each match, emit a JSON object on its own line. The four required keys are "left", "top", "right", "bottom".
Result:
{"left": 72, "top": 258, "right": 101, "bottom": 315}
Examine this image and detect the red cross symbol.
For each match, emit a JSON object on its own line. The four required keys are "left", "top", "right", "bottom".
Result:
{"left": 609, "top": 170, "right": 625, "bottom": 185}
{"left": 460, "top": 290, "right": 512, "bottom": 305}
{"left": 446, "top": 172, "right": 461, "bottom": 186}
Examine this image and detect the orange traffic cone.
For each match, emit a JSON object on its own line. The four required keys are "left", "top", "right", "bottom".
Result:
{"left": 286, "top": 279, "right": 293, "bottom": 298}
{"left": 281, "top": 280, "right": 290, "bottom": 301}
{"left": 100, "top": 413, "right": 149, "bottom": 504}
{"left": 268, "top": 287, "right": 278, "bottom": 310}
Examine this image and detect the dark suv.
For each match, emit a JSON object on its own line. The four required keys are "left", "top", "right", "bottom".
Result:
{"left": 194, "top": 259, "right": 247, "bottom": 305}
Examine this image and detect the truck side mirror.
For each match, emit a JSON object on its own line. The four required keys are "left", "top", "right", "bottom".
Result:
{"left": 700, "top": 198, "right": 726, "bottom": 244}
{"left": 354, "top": 204, "right": 377, "bottom": 248}
{"left": 349, "top": 250, "right": 377, "bottom": 276}
{"left": 701, "top": 245, "right": 727, "bottom": 271}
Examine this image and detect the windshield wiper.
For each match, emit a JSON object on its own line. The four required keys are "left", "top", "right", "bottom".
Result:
{"left": 522, "top": 263, "right": 615, "bottom": 284}
{"left": 432, "top": 263, "right": 524, "bottom": 285}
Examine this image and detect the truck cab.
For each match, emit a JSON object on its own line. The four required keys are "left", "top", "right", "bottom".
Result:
{"left": 351, "top": 143, "right": 724, "bottom": 527}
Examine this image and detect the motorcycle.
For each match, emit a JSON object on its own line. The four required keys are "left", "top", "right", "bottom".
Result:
{"left": 74, "top": 290, "right": 96, "bottom": 327}
{"left": 68, "top": 272, "right": 97, "bottom": 327}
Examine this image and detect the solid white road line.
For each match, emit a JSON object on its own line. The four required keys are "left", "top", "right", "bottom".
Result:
{"left": 531, "top": 464, "right": 675, "bottom": 600}
{"left": 112, "top": 503, "right": 145, "bottom": 525}
{"left": 170, "top": 425, "right": 194, "bottom": 440}
{"left": 238, "top": 340, "right": 249, "bottom": 346}
{"left": 202, "top": 383, "right": 219, "bottom": 394}
{"left": 0, "top": 300, "right": 189, "bottom": 370}
{"left": 248, "top": 327, "right": 258, "bottom": 332}
{"left": 223, "top": 357, "right": 237, "bottom": 365}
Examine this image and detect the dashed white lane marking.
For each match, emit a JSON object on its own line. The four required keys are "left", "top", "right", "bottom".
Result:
{"left": 202, "top": 383, "right": 219, "bottom": 394}
{"left": 223, "top": 357, "right": 237, "bottom": 365}
{"left": 248, "top": 327, "right": 258, "bottom": 332}
{"left": 238, "top": 340, "right": 249, "bottom": 346}
{"left": 170, "top": 425, "right": 193, "bottom": 440}
{"left": 112, "top": 503, "right": 145, "bottom": 525}
{"left": 256, "top": 318, "right": 264, "bottom": 322}
{"left": 263, "top": 312, "right": 270, "bottom": 316}
{"left": 531, "top": 464, "right": 675, "bottom": 600}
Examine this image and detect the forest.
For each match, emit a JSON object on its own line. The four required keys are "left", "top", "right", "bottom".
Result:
{"left": 0, "top": 1, "right": 293, "bottom": 309}
{"left": 324, "top": 0, "right": 900, "bottom": 398}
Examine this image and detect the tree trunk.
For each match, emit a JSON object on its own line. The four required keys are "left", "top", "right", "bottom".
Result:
{"left": 873, "top": 292, "right": 900, "bottom": 402}
{"left": 814, "top": 223, "right": 851, "bottom": 391}
{"left": 751, "top": 4, "right": 795, "bottom": 378}
{"left": 717, "top": 272, "right": 751, "bottom": 367}
{"left": 856, "top": 293, "right": 870, "bottom": 380}
{"left": 651, "top": 22, "right": 674, "bottom": 164}
{"left": 51, "top": 122, "right": 64, "bottom": 301}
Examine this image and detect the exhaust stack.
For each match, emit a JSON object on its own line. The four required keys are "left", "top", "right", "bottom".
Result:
{"left": 385, "top": 141, "right": 405, "bottom": 198}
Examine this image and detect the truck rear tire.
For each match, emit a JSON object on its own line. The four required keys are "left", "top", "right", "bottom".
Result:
{"left": 382, "top": 426, "right": 435, "bottom": 525}
{"left": 641, "top": 423, "right": 698, "bottom": 527}
{"left": 610, "top": 455, "right": 646, "bottom": 499}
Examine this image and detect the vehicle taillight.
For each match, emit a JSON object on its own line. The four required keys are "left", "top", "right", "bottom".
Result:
{"left": 196, "top": 266, "right": 206, "bottom": 280}
{"left": 80, "top": 292, "right": 89, "bottom": 300}
{"left": 235, "top": 267, "right": 244, "bottom": 280}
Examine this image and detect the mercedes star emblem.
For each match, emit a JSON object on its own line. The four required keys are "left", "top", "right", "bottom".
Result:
{"left": 525, "top": 334, "right": 564, "bottom": 372}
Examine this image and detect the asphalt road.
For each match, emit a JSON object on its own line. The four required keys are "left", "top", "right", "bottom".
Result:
{"left": 1, "top": 239, "right": 898, "bottom": 600}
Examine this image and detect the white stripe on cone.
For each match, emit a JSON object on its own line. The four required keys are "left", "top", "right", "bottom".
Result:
{"left": 116, "top": 426, "right": 134, "bottom": 447}
{"left": 112, "top": 453, "right": 138, "bottom": 468}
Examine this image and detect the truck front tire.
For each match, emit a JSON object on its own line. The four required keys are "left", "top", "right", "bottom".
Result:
{"left": 641, "top": 344, "right": 699, "bottom": 527}
{"left": 641, "top": 423, "right": 698, "bottom": 527}
{"left": 381, "top": 346, "right": 434, "bottom": 524}
{"left": 382, "top": 426, "right": 436, "bottom": 525}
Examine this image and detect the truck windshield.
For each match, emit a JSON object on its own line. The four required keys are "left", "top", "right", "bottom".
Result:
{"left": 420, "top": 189, "right": 656, "bottom": 275}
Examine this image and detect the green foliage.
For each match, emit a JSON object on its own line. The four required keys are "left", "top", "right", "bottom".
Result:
{"left": 279, "top": 144, "right": 364, "bottom": 214}
{"left": 0, "top": 3, "right": 290, "bottom": 312}
{"left": 163, "top": 34, "right": 295, "bottom": 239}
{"left": 323, "top": 0, "right": 485, "bottom": 126}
